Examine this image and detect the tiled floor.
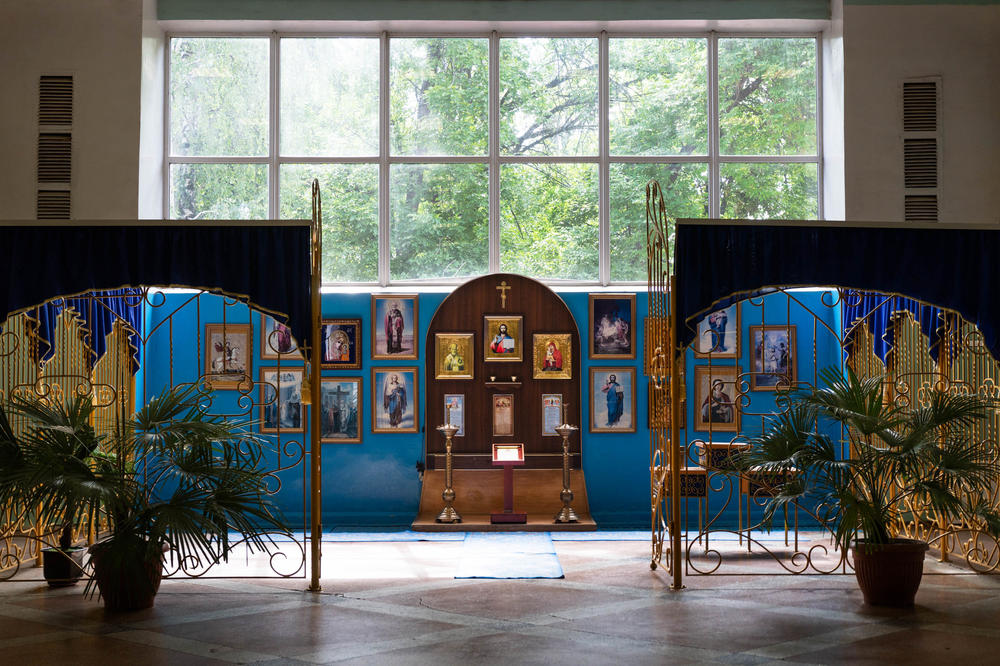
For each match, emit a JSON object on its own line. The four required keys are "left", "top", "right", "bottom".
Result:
{"left": 2, "top": 538, "right": 1000, "bottom": 664}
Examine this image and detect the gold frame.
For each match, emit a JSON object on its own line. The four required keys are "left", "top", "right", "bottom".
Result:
{"left": 589, "top": 293, "right": 636, "bottom": 359}
{"left": 319, "top": 377, "right": 362, "bottom": 443}
{"left": 484, "top": 315, "right": 523, "bottom": 362}
{"left": 371, "top": 366, "right": 419, "bottom": 433}
{"left": 320, "top": 318, "right": 362, "bottom": 369}
{"left": 693, "top": 304, "right": 740, "bottom": 358}
{"left": 541, "top": 393, "right": 563, "bottom": 436}
{"left": 204, "top": 323, "right": 252, "bottom": 389}
{"left": 589, "top": 367, "right": 637, "bottom": 433}
{"left": 749, "top": 325, "right": 797, "bottom": 391}
{"left": 492, "top": 393, "right": 514, "bottom": 437}
{"left": 693, "top": 365, "right": 741, "bottom": 432}
{"left": 260, "top": 314, "right": 299, "bottom": 360}
{"left": 259, "top": 367, "right": 305, "bottom": 434}
{"left": 371, "top": 295, "right": 418, "bottom": 360}
{"left": 532, "top": 333, "right": 572, "bottom": 379}
{"left": 435, "top": 332, "right": 474, "bottom": 379}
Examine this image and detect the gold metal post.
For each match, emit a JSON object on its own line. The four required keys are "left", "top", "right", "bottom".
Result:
{"left": 668, "top": 274, "right": 683, "bottom": 590}
{"left": 436, "top": 423, "right": 461, "bottom": 523}
{"left": 308, "top": 180, "right": 323, "bottom": 592}
{"left": 554, "top": 422, "right": 580, "bottom": 523}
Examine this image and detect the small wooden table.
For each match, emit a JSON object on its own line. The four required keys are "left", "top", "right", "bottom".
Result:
{"left": 491, "top": 443, "right": 527, "bottom": 524}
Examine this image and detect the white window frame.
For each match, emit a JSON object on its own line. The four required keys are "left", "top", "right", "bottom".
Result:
{"left": 164, "top": 28, "right": 823, "bottom": 288}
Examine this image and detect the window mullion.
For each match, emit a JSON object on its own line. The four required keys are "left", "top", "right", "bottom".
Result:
{"left": 598, "top": 31, "right": 610, "bottom": 286}
{"left": 488, "top": 30, "right": 500, "bottom": 274}
{"left": 269, "top": 33, "right": 279, "bottom": 220}
{"left": 708, "top": 32, "right": 720, "bottom": 219}
{"left": 379, "top": 31, "right": 390, "bottom": 287}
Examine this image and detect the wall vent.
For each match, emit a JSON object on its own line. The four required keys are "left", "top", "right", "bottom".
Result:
{"left": 37, "top": 75, "right": 73, "bottom": 219}
{"left": 902, "top": 77, "right": 940, "bottom": 222}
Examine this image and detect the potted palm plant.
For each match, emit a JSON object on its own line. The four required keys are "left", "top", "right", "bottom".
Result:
{"left": 737, "top": 367, "right": 1000, "bottom": 606}
{"left": 0, "top": 384, "right": 289, "bottom": 611}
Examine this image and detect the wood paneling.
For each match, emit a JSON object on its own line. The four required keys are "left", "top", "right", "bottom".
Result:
{"left": 424, "top": 274, "right": 580, "bottom": 470}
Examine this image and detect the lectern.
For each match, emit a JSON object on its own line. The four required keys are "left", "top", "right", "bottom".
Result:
{"left": 491, "top": 443, "right": 527, "bottom": 524}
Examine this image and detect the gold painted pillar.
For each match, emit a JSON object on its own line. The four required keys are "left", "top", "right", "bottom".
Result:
{"left": 309, "top": 180, "right": 324, "bottom": 592}
{"left": 668, "top": 274, "right": 683, "bottom": 590}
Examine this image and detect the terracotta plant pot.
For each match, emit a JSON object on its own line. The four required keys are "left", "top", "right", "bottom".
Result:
{"left": 41, "top": 546, "right": 86, "bottom": 587}
{"left": 89, "top": 546, "right": 164, "bottom": 612}
{"left": 852, "top": 538, "right": 929, "bottom": 607}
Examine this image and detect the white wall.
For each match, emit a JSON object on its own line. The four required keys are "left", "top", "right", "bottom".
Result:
{"left": 0, "top": 0, "right": 142, "bottom": 219}
{"left": 844, "top": 4, "right": 1000, "bottom": 223}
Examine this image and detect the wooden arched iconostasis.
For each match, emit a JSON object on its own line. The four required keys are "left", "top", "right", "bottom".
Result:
{"left": 413, "top": 273, "right": 595, "bottom": 530}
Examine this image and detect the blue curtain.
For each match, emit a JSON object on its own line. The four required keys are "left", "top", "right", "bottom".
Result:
{"left": 30, "top": 289, "right": 144, "bottom": 373}
{"left": 0, "top": 223, "right": 312, "bottom": 353}
{"left": 674, "top": 221, "right": 1000, "bottom": 360}
{"left": 841, "top": 291, "right": 947, "bottom": 364}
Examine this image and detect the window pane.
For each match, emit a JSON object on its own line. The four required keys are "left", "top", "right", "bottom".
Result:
{"left": 169, "top": 163, "right": 267, "bottom": 219}
{"left": 281, "top": 39, "right": 378, "bottom": 157}
{"left": 170, "top": 38, "right": 269, "bottom": 157}
{"left": 390, "top": 38, "right": 488, "bottom": 156}
{"left": 390, "top": 164, "right": 488, "bottom": 280}
{"left": 720, "top": 163, "right": 818, "bottom": 220}
{"left": 500, "top": 164, "right": 598, "bottom": 280}
{"left": 609, "top": 39, "right": 707, "bottom": 156}
{"left": 610, "top": 164, "right": 708, "bottom": 282}
{"left": 280, "top": 164, "right": 379, "bottom": 283}
{"left": 500, "top": 38, "right": 598, "bottom": 156}
{"left": 718, "top": 38, "right": 817, "bottom": 156}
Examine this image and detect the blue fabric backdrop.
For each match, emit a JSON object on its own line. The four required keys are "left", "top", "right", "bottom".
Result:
{"left": 674, "top": 220, "right": 1000, "bottom": 360}
{"left": 841, "top": 291, "right": 947, "bottom": 363}
{"left": 0, "top": 223, "right": 313, "bottom": 354}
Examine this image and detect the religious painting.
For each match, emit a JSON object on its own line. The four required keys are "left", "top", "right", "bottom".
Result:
{"left": 320, "top": 378, "right": 361, "bottom": 443}
{"left": 435, "top": 333, "right": 474, "bottom": 380}
{"left": 648, "top": 380, "right": 685, "bottom": 430}
{"left": 371, "top": 295, "right": 418, "bottom": 360}
{"left": 693, "top": 365, "right": 741, "bottom": 433}
{"left": 371, "top": 367, "right": 418, "bottom": 433}
{"left": 260, "top": 314, "right": 299, "bottom": 360}
{"left": 542, "top": 393, "right": 563, "bottom": 436}
{"left": 590, "top": 367, "right": 636, "bottom": 433}
{"left": 205, "top": 323, "right": 252, "bottom": 389}
{"left": 320, "top": 319, "right": 361, "bottom": 369}
{"left": 492, "top": 393, "right": 514, "bottom": 437}
{"left": 443, "top": 394, "right": 465, "bottom": 437}
{"left": 693, "top": 304, "right": 740, "bottom": 358}
{"left": 590, "top": 294, "right": 636, "bottom": 359}
{"left": 532, "top": 333, "right": 572, "bottom": 380}
{"left": 750, "top": 325, "right": 796, "bottom": 391}
{"left": 484, "top": 315, "right": 523, "bottom": 362}
{"left": 259, "top": 368, "right": 304, "bottom": 433}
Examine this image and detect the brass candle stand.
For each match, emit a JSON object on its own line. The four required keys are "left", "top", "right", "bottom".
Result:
{"left": 435, "top": 423, "right": 461, "bottom": 523}
{"left": 554, "top": 422, "right": 579, "bottom": 523}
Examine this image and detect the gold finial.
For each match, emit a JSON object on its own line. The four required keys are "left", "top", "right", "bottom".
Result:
{"left": 496, "top": 280, "right": 511, "bottom": 309}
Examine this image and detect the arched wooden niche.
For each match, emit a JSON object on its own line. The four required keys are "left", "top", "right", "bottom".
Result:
{"left": 424, "top": 273, "right": 581, "bottom": 470}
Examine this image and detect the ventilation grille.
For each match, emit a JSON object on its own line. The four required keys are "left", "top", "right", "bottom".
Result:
{"left": 39, "top": 76, "right": 73, "bottom": 125}
{"left": 903, "top": 82, "right": 937, "bottom": 132}
{"left": 37, "top": 75, "right": 72, "bottom": 219}
{"left": 903, "top": 139, "right": 937, "bottom": 188}
{"left": 902, "top": 77, "right": 939, "bottom": 222}
{"left": 37, "top": 191, "right": 72, "bottom": 219}
{"left": 37, "top": 133, "right": 72, "bottom": 182}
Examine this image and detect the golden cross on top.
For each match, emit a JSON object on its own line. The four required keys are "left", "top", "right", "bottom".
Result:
{"left": 496, "top": 280, "right": 511, "bottom": 309}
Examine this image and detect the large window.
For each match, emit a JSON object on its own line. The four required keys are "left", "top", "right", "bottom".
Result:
{"left": 167, "top": 33, "right": 820, "bottom": 285}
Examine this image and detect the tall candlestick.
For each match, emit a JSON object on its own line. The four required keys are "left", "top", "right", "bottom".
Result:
{"left": 560, "top": 400, "right": 565, "bottom": 425}
{"left": 446, "top": 403, "right": 451, "bottom": 426}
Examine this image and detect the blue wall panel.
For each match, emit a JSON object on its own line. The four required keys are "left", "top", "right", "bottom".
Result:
{"left": 142, "top": 288, "right": 841, "bottom": 530}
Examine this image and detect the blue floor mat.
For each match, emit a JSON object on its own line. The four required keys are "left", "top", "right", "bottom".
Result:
{"left": 455, "top": 532, "right": 564, "bottom": 579}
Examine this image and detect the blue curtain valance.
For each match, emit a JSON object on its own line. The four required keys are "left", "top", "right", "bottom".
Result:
{"left": 673, "top": 220, "right": 1000, "bottom": 361}
{"left": 0, "top": 223, "right": 313, "bottom": 355}
{"left": 841, "top": 291, "right": 948, "bottom": 364}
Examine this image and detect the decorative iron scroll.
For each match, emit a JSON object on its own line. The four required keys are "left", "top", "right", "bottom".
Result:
{"left": 1, "top": 290, "right": 308, "bottom": 581}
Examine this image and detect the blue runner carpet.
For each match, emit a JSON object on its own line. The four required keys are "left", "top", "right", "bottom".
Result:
{"left": 455, "top": 532, "right": 564, "bottom": 579}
